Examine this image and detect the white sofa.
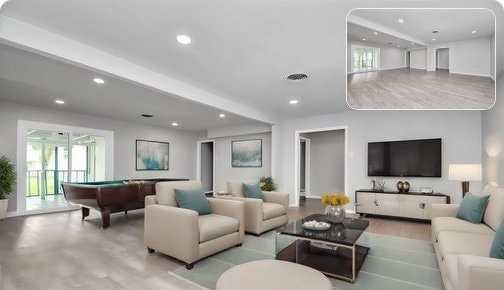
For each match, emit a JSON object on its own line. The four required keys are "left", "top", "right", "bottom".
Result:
{"left": 431, "top": 184, "right": 504, "bottom": 290}
{"left": 227, "top": 180, "right": 289, "bottom": 235}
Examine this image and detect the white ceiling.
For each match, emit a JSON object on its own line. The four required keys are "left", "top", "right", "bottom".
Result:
{"left": 347, "top": 23, "right": 426, "bottom": 49}
{"left": 350, "top": 9, "right": 495, "bottom": 45}
{"left": 0, "top": 44, "right": 260, "bottom": 131}
{"left": 0, "top": 0, "right": 349, "bottom": 124}
{"left": 0, "top": 1, "right": 502, "bottom": 131}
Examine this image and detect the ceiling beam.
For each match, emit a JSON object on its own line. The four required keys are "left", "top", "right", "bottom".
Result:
{"left": 348, "top": 14, "right": 428, "bottom": 46}
{"left": 0, "top": 15, "right": 277, "bottom": 125}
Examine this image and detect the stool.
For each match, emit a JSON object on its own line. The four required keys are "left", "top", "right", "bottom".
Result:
{"left": 216, "top": 260, "right": 332, "bottom": 290}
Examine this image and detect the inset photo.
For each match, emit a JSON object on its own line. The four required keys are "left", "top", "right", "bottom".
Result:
{"left": 347, "top": 9, "right": 496, "bottom": 110}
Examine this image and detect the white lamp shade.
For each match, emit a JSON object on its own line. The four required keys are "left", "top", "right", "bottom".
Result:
{"left": 448, "top": 164, "right": 482, "bottom": 181}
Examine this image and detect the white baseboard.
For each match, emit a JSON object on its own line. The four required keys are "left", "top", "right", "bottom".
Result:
{"left": 379, "top": 66, "right": 407, "bottom": 71}
{"left": 6, "top": 205, "right": 79, "bottom": 218}
{"left": 449, "top": 71, "right": 492, "bottom": 78}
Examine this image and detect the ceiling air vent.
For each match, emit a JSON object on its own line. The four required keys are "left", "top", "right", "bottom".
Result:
{"left": 287, "top": 73, "right": 308, "bottom": 81}
{"left": 432, "top": 30, "right": 439, "bottom": 34}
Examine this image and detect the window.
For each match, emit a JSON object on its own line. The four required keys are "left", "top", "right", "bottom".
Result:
{"left": 352, "top": 46, "right": 380, "bottom": 72}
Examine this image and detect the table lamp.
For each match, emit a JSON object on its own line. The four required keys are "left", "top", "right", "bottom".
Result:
{"left": 448, "top": 164, "right": 482, "bottom": 197}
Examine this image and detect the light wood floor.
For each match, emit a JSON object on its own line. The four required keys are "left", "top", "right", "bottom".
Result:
{"left": 347, "top": 68, "right": 495, "bottom": 109}
{"left": 0, "top": 199, "right": 431, "bottom": 290}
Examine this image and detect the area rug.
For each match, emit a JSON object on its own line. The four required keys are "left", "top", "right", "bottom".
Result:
{"left": 172, "top": 231, "right": 443, "bottom": 290}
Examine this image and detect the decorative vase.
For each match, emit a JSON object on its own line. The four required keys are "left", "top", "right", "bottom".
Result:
{"left": 397, "top": 181, "right": 404, "bottom": 192}
{"left": 403, "top": 181, "right": 410, "bottom": 192}
{"left": 325, "top": 205, "right": 346, "bottom": 223}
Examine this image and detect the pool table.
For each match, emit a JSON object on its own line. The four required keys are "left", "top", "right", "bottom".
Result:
{"left": 61, "top": 178, "right": 187, "bottom": 228}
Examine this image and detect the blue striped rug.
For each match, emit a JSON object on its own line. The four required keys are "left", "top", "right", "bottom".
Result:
{"left": 172, "top": 231, "right": 443, "bottom": 290}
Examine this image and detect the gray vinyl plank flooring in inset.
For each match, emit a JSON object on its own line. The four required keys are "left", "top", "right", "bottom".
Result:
{"left": 347, "top": 68, "right": 495, "bottom": 110}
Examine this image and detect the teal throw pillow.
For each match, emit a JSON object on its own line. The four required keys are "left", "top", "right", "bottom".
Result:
{"left": 174, "top": 187, "right": 211, "bottom": 215}
{"left": 243, "top": 183, "right": 262, "bottom": 199}
{"left": 489, "top": 221, "right": 504, "bottom": 259}
{"left": 456, "top": 193, "right": 490, "bottom": 224}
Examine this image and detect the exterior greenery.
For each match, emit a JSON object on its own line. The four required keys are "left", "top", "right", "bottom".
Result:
{"left": 0, "top": 156, "right": 16, "bottom": 200}
{"left": 259, "top": 176, "right": 276, "bottom": 191}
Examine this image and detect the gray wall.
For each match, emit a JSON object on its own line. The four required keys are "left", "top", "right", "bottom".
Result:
{"left": 0, "top": 101, "right": 205, "bottom": 211}
{"left": 214, "top": 132, "right": 271, "bottom": 192}
{"left": 482, "top": 72, "right": 504, "bottom": 186}
{"left": 437, "top": 48, "right": 449, "bottom": 69}
{"left": 302, "top": 130, "right": 345, "bottom": 197}
{"left": 275, "top": 110, "right": 482, "bottom": 205}
{"left": 410, "top": 49, "right": 427, "bottom": 70}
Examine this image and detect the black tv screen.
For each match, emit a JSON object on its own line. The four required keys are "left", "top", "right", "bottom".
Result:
{"left": 368, "top": 138, "right": 442, "bottom": 177}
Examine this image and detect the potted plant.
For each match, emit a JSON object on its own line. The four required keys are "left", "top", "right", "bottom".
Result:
{"left": 259, "top": 176, "right": 276, "bottom": 191}
{"left": 0, "top": 156, "right": 16, "bottom": 220}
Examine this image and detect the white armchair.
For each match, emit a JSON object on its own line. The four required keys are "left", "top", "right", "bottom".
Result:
{"left": 145, "top": 181, "right": 244, "bottom": 269}
{"left": 226, "top": 180, "right": 289, "bottom": 235}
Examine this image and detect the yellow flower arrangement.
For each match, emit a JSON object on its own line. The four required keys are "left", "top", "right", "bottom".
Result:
{"left": 321, "top": 193, "right": 349, "bottom": 206}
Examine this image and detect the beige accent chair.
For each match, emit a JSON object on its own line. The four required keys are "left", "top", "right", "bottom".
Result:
{"left": 431, "top": 184, "right": 504, "bottom": 290}
{"left": 145, "top": 180, "right": 245, "bottom": 269}
{"left": 226, "top": 180, "right": 289, "bottom": 235}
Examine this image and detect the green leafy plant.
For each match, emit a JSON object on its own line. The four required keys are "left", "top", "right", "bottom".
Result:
{"left": 259, "top": 176, "right": 276, "bottom": 191}
{"left": 0, "top": 156, "right": 16, "bottom": 200}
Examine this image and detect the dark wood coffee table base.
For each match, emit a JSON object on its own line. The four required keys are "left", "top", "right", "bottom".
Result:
{"left": 276, "top": 239, "right": 369, "bottom": 283}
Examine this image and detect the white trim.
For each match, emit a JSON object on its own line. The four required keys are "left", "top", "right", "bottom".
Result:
{"left": 293, "top": 126, "right": 348, "bottom": 207}
{"left": 7, "top": 205, "right": 80, "bottom": 218}
{"left": 16, "top": 120, "right": 114, "bottom": 215}
{"left": 299, "top": 137, "right": 311, "bottom": 198}
{"left": 449, "top": 71, "right": 492, "bottom": 78}
{"left": 196, "top": 140, "right": 216, "bottom": 193}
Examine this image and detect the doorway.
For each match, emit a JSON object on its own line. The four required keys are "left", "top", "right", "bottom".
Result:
{"left": 436, "top": 48, "right": 449, "bottom": 71}
{"left": 299, "top": 137, "right": 311, "bottom": 200}
{"left": 197, "top": 140, "right": 215, "bottom": 194}
{"left": 406, "top": 51, "right": 410, "bottom": 68}
{"left": 17, "top": 121, "right": 114, "bottom": 215}
{"left": 294, "top": 126, "right": 347, "bottom": 207}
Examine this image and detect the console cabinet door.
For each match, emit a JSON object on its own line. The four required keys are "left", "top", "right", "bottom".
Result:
{"left": 375, "top": 193, "right": 399, "bottom": 216}
{"left": 398, "top": 195, "right": 424, "bottom": 219}
{"left": 424, "top": 196, "right": 449, "bottom": 220}
{"left": 355, "top": 192, "right": 375, "bottom": 214}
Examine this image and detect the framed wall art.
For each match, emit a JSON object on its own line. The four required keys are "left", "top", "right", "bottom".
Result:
{"left": 136, "top": 139, "right": 169, "bottom": 170}
{"left": 231, "top": 139, "right": 262, "bottom": 167}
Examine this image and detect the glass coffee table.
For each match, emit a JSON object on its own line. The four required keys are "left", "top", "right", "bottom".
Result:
{"left": 275, "top": 214, "right": 370, "bottom": 283}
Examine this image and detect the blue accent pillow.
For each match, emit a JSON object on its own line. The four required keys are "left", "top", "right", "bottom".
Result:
{"left": 456, "top": 193, "right": 490, "bottom": 224}
{"left": 243, "top": 183, "right": 262, "bottom": 199}
{"left": 174, "top": 187, "right": 211, "bottom": 215}
{"left": 490, "top": 221, "right": 504, "bottom": 259}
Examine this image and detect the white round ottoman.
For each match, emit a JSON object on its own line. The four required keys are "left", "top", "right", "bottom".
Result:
{"left": 216, "top": 260, "right": 332, "bottom": 290}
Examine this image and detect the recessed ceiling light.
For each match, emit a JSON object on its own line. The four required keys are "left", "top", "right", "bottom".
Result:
{"left": 373, "top": 32, "right": 378, "bottom": 35}
{"left": 397, "top": 45, "right": 400, "bottom": 48}
{"left": 398, "top": 18, "right": 404, "bottom": 23}
{"left": 362, "top": 38, "right": 366, "bottom": 41}
{"left": 141, "top": 114, "right": 153, "bottom": 118}
{"left": 55, "top": 99, "right": 65, "bottom": 105}
{"left": 411, "top": 42, "right": 415, "bottom": 45}
{"left": 432, "top": 38, "right": 436, "bottom": 41}
{"left": 219, "top": 113, "right": 226, "bottom": 118}
{"left": 289, "top": 100, "right": 299, "bottom": 105}
{"left": 472, "top": 30, "right": 477, "bottom": 34}
{"left": 171, "top": 122, "right": 179, "bottom": 126}
{"left": 93, "top": 78, "right": 105, "bottom": 84}
{"left": 176, "top": 34, "right": 191, "bottom": 45}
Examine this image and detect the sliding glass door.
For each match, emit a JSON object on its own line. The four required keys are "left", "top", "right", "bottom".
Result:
{"left": 18, "top": 121, "right": 114, "bottom": 214}
{"left": 352, "top": 46, "right": 380, "bottom": 73}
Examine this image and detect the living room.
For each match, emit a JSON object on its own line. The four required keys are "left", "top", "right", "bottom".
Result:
{"left": 1, "top": 0, "right": 504, "bottom": 289}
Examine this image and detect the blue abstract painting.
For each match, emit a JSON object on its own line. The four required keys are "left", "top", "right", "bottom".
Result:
{"left": 136, "top": 140, "right": 169, "bottom": 170}
{"left": 232, "top": 139, "right": 262, "bottom": 167}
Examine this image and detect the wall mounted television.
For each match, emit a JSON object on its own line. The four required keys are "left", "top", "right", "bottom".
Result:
{"left": 368, "top": 138, "right": 442, "bottom": 177}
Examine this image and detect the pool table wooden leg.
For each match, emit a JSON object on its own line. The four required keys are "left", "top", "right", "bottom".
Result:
{"left": 81, "top": 207, "right": 90, "bottom": 220}
{"left": 101, "top": 208, "right": 111, "bottom": 229}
